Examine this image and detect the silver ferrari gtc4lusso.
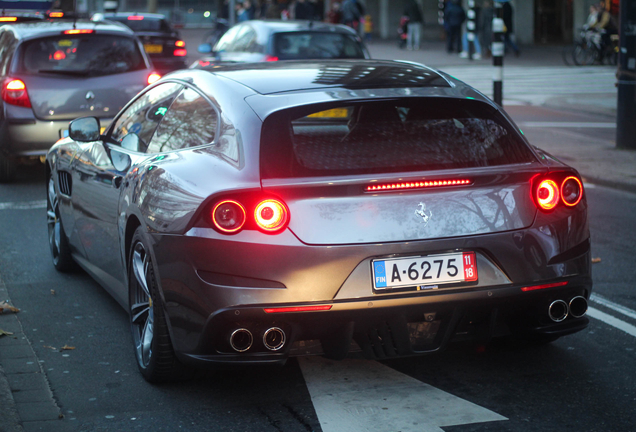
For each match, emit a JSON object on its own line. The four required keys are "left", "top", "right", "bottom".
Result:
{"left": 46, "top": 60, "right": 591, "bottom": 382}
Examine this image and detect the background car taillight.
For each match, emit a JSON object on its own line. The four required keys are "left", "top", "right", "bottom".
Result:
{"left": 1, "top": 78, "right": 31, "bottom": 108}
{"left": 255, "top": 199, "right": 289, "bottom": 232}
{"left": 212, "top": 200, "right": 246, "bottom": 233}
{"left": 173, "top": 48, "right": 187, "bottom": 57}
{"left": 147, "top": 72, "right": 161, "bottom": 85}
{"left": 533, "top": 173, "right": 584, "bottom": 211}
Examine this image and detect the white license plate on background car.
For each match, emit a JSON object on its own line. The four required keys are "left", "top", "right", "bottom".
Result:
{"left": 373, "top": 252, "right": 478, "bottom": 290}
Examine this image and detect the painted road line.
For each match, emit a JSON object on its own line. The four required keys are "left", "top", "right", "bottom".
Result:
{"left": 590, "top": 294, "right": 636, "bottom": 321}
{"left": 299, "top": 356, "right": 507, "bottom": 432}
{"left": 587, "top": 307, "right": 636, "bottom": 338}
{"left": 0, "top": 200, "right": 46, "bottom": 210}
{"left": 517, "top": 122, "right": 616, "bottom": 128}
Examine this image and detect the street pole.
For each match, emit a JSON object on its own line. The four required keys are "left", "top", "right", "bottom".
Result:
{"left": 616, "top": 0, "right": 636, "bottom": 150}
{"left": 438, "top": 0, "right": 444, "bottom": 25}
{"left": 467, "top": 0, "right": 475, "bottom": 60}
{"left": 492, "top": 2, "right": 504, "bottom": 106}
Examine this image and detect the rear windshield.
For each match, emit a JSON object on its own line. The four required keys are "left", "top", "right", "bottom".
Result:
{"left": 20, "top": 35, "right": 145, "bottom": 77}
{"left": 109, "top": 17, "right": 172, "bottom": 32}
{"left": 261, "top": 99, "right": 536, "bottom": 179}
{"left": 273, "top": 32, "right": 365, "bottom": 60}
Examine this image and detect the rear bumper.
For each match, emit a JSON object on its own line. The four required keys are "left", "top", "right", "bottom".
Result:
{"left": 150, "top": 57, "right": 188, "bottom": 73}
{"left": 149, "top": 225, "right": 592, "bottom": 366}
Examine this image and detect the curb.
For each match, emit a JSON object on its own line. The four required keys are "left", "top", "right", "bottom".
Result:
{"left": 582, "top": 175, "right": 636, "bottom": 194}
{"left": 0, "top": 364, "right": 23, "bottom": 432}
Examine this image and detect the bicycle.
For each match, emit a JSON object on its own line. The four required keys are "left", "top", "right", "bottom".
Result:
{"left": 564, "top": 27, "right": 618, "bottom": 66}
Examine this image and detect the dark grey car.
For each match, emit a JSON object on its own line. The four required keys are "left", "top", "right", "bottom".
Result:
{"left": 0, "top": 20, "right": 158, "bottom": 182}
{"left": 46, "top": 60, "right": 591, "bottom": 383}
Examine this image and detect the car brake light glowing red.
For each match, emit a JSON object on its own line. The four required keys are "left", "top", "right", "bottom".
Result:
{"left": 175, "top": 40, "right": 186, "bottom": 47}
{"left": 212, "top": 200, "right": 246, "bottom": 233}
{"left": 366, "top": 179, "right": 471, "bottom": 192}
{"left": 264, "top": 305, "right": 332, "bottom": 313}
{"left": 53, "top": 50, "right": 66, "bottom": 60}
{"left": 128, "top": 15, "right": 144, "bottom": 20}
{"left": 265, "top": 55, "right": 279, "bottom": 62}
{"left": 561, "top": 176, "right": 583, "bottom": 207}
{"left": 63, "top": 29, "right": 94, "bottom": 34}
{"left": 255, "top": 199, "right": 289, "bottom": 233}
{"left": 0, "top": 17, "right": 17, "bottom": 22}
{"left": 521, "top": 281, "right": 568, "bottom": 292}
{"left": 147, "top": 72, "right": 161, "bottom": 85}
{"left": 536, "top": 179, "right": 559, "bottom": 210}
{"left": 2, "top": 78, "right": 31, "bottom": 108}
{"left": 173, "top": 48, "right": 187, "bottom": 57}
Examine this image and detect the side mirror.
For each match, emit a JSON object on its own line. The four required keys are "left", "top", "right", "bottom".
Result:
{"left": 121, "top": 133, "right": 141, "bottom": 152}
{"left": 198, "top": 43, "right": 212, "bottom": 54}
{"left": 110, "top": 149, "right": 132, "bottom": 172}
{"left": 69, "top": 117, "right": 100, "bottom": 142}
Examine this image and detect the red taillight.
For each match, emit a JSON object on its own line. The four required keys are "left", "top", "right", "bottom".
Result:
{"left": 536, "top": 179, "right": 559, "bottom": 211}
{"left": 255, "top": 199, "right": 289, "bottom": 233}
{"left": 173, "top": 48, "right": 187, "bottom": 57}
{"left": 49, "top": 12, "right": 64, "bottom": 18}
{"left": 561, "top": 176, "right": 583, "bottom": 207}
{"left": 175, "top": 40, "right": 186, "bottom": 47}
{"left": 212, "top": 200, "right": 246, "bottom": 233}
{"left": 264, "top": 305, "right": 332, "bottom": 313}
{"left": 198, "top": 60, "right": 211, "bottom": 67}
{"left": 265, "top": 55, "right": 279, "bottom": 62}
{"left": 521, "top": 281, "right": 568, "bottom": 292}
{"left": 366, "top": 179, "right": 471, "bottom": 192}
{"left": 128, "top": 15, "right": 144, "bottom": 20}
{"left": 0, "top": 17, "right": 17, "bottom": 22}
{"left": 147, "top": 72, "right": 161, "bottom": 85}
{"left": 63, "top": 29, "right": 94, "bottom": 34}
{"left": 2, "top": 78, "right": 31, "bottom": 108}
{"left": 53, "top": 50, "right": 66, "bottom": 60}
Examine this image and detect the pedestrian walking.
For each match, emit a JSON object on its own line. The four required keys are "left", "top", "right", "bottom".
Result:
{"left": 403, "top": 0, "right": 423, "bottom": 50}
{"left": 499, "top": 0, "right": 520, "bottom": 56}
{"left": 459, "top": 2, "right": 482, "bottom": 59}
{"left": 341, "top": 0, "right": 364, "bottom": 31}
{"left": 444, "top": 0, "right": 465, "bottom": 54}
{"left": 481, "top": 0, "right": 493, "bottom": 57}
{"left": 293, "top": 0, "right": 315, "bottom": 20}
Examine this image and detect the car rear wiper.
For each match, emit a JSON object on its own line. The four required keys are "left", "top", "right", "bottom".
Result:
{"left": 37, "top": 69, "right": 90, "bottom": 76}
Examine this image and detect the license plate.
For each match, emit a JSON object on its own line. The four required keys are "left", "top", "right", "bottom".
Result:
{"left": 144, "top": 44, "right": 163, "bottom": 54}
{"left": 373, "top": 252, "right": 478, "bottom": 290}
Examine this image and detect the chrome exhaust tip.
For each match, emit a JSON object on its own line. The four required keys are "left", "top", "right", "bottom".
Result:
{"left": 263, "top": 327, "right": 286, "bottom": 351}
{"left": 569, "top": 296, "right": 588, "bottom": 318}
{"left": 230, "top": 328, "right": 253, "bottom": 352}
{"left": 548, "top": 300, "right": 569, "bottom": 322}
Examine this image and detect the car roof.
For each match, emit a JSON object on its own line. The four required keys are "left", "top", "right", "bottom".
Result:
{"left": 246, "top": 19, "right": 358, "bottom": 36}
{"left": 3, "top": 19, "right": 134, "bottom": 39}
{"left": 102, "top": 12, "right": 166, "bottom": 20}
{"left": 208, "top": 60, "right": 453, "bottom": 95}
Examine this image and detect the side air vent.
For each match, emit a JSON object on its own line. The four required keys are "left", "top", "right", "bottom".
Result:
{"left": 58, "top": 171, "right": 72, "bottom": 196}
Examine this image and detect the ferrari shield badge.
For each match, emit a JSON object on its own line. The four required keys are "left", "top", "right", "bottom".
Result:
{"left": 414, "top": 202, "right": 432, "bottom": 226}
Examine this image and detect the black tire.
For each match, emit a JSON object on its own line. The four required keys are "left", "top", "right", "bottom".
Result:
{"left": 0, "top": 152, "right": 16, "bottom": 183}
{"left": 128, "top": 227, "right": 190, "bottom": 383}
{"left": 47, "top": 172, "right": 76, "bottom": 271}
{"left": 572, "top": 43, "right": 594, "bottom": 66}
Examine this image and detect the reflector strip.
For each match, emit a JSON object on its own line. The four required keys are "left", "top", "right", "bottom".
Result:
{"left": 0, "top": 17, "right": 17, "bottom": 22}
{"left": 366, "top": 179, "right": 471, "bottom": 192}
{"left": 264, "top": 305, "right": 332, "bottom": 313}
{"left": 63, "top": 29, "right": 94, "bottom": 34}
{"left": 521, "top": 281, "right": 568, "bottom": 292}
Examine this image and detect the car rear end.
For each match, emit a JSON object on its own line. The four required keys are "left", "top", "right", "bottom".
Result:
{"left": 107, "top": 15, "right": 188, "bottom": 73}
{"left": 2, "top": 24, "right": 157, "bottom": 160}
{"left": 271, "top": 29, "right": 369, "bottom": 60}
{"left": 153, "top": 88, "right": 590, "bottom": 366}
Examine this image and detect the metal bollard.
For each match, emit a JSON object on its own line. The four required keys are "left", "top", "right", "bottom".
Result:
{"left": 438, "top": 0, "right": 445, "bottom": 25}
{"left": 492, "top": 3, "right": 504, "bottom": 106}
{"left": 467, "top": 0, "right": 476, "bottom": 60}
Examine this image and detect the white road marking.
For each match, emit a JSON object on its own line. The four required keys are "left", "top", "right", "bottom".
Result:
{"left": 517, "top": 122, "right": 616, "bottom": 128}
{"left": 0, "top": 200, "right": 47, "bottom": 210}
{"left": 587, "top": 307, "right": 636, "bottom": 338}
{"left": 299, "top": 356, "right": 507, "bottom": 432}
{"left": 590, "top": 294, "right": 636, "bottom": 321}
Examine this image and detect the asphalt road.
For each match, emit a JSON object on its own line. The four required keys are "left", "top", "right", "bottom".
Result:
{"left": 0, "top": 106, "right": 635, "bottom": 432}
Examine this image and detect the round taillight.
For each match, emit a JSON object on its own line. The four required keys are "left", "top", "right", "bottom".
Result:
{"left": 147, "top": 73, "right": 161, "bottom": 85}
{"left": 537, "top": 179, "right": 560, "bottom": 211}
{"left": 561, "top": 176, "right": 583, "bottom": 207}
{"left": 255, "top": 199, "right": 289, "bottom": 232}
{"left": 212, "top": 200, "right": 246, "bottom": 233}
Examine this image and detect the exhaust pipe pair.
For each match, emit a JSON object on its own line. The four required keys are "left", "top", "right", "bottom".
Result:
{"left": 229, "top": 327, "right": 286, "bottom": 352}
{"left": 548, "top": 296, "right": 588, "bottom": 322}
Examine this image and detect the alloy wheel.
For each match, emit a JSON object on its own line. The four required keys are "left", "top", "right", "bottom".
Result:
{"left": 47, "top": 176, "right": 62, "bottom": 265}
{"left": 130, "top": 241, "right": 154, "bottom": 368}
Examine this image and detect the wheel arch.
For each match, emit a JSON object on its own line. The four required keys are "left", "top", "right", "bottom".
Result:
{"left": 125, "top": 214, "right": 142, "bottom": 273}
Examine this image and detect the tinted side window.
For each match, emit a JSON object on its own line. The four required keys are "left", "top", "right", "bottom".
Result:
{"left": 147, "top": 87, "right": 218, "bottom": 153}
{"left": 110, "top": 83, "right": 183, "bottom": 151}
{"left": 232, "top": 26, "right": 256, "bottom": 52}
{"left": 215, "top": 25, "right": 240, "bottom": 51}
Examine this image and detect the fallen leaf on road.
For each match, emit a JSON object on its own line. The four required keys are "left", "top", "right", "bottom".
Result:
{"left": 51, "top": 290, "right": 56, "bottom": 295}
{"left": 0, "top": 301, "right": 19, "bottom": 313}
{"left": 60, "top": 345, "right": 75, "bottom": 351}
{"left": 592, "top": 257, "right": 602, "bottom": 263}
{"left": 0, "top": 329, "right": 14, "bottom": 337}
{"left": 43, "top": 345, "right": 57, "bottom": 350}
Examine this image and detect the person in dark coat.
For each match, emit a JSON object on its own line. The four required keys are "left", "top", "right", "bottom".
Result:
{"left": 341, "top": 0, "right": 363, "bottom": 30}
{"left": 444, "top": 0, "right": 465, "bottom": 53}
{"left": 294, "top": 0, "right": 315, "bottom": 20}
{"left": 403, "top": 0, "right": 423, "bottom": 50}
{"left": 501, "top": 0, "right": 520, "bottom": 56}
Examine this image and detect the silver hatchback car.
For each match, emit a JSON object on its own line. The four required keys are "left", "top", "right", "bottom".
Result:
{"left": 0, "top": 20, "right": 159, "bottom": 181}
